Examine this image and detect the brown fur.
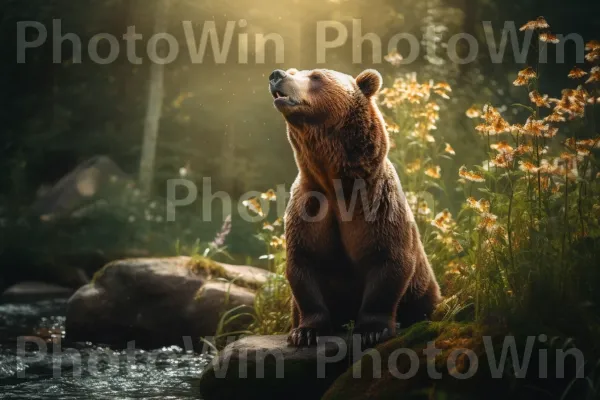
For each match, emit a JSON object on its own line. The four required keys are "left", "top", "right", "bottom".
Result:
{"left": 268, "top": 68, "right": 441, "bottom": 347}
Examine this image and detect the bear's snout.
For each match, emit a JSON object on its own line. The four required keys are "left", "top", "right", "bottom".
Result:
{"left": 269, "top": 69, "right": 287, "bottom": 85}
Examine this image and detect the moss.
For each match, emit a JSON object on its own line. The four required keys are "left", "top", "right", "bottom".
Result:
{"left": 187, "top": 255, "right": 228, "bottom": 279}
{"left": 90, "top": 260, "right": 118, "bottom": 285}
{"left": 323, "top": 320, "right": 590, "bottom": 400}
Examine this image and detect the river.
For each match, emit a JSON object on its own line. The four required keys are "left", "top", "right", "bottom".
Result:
{"left": 0, "top": 296, "right": 212, "bottom": 399}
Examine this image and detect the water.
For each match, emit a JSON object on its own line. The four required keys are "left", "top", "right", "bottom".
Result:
{"left": 0, "top": 297, "right": 212, "bottom": 399}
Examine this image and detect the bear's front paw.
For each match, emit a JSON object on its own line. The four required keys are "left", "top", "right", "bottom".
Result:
{"left": 287, "top": 327, "right": 318, "bottom": 347}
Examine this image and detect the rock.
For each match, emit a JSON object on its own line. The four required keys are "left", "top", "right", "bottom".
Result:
{"left": 1, "top": 282, "right": 73, "bottom": 299}
{"left": 322, "top": 321, "right": 583, "bottom": 400}
{"left": 66, "top": 257, "right": 269, "bottom": 348}
{"left": 199, "top": 335, "right": 351, "bottom": 400}
{"left": 31, "top": 155, "right": 130, "bottom": 219}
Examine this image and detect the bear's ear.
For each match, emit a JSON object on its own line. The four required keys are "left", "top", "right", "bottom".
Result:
{"left": 356, "top": 69, "right": 382, "bottom": 98}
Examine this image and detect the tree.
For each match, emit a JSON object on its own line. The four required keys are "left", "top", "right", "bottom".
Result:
{"left": 139, "top": 0, "right": 170, "bottom": 195}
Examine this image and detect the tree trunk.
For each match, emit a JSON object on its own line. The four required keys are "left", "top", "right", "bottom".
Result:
{"left": 139, "top": 0, "right": 170, "bottom": 195}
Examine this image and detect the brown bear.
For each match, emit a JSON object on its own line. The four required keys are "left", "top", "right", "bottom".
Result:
{"left": 268, "top": 68, "right": 441, "bottom": 347}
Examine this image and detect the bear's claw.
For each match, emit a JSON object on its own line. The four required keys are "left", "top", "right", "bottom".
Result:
{"left": 288, "top": 327, "right": 318, "bottom": 347}
{"left": 359, "top": 328, "right": 391, "bottom": 349}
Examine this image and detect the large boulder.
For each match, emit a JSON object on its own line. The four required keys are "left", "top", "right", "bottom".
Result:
{"left": 199, "top": 335, "right": 351, "bottom": 400}
{"left": 66, "top": 257, "right": 270, "bottom": 348}
{"left": 31, "top": 155, "right": 131, "bottom": 219}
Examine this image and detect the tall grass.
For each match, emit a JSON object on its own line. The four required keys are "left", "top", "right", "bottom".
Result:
{"left": 228, "top": 18, "right": 600, "bottom": 343}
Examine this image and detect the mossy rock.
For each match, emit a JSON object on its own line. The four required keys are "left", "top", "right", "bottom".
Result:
{"left": 323, "top": 321, "right": 587, "bottom": 400}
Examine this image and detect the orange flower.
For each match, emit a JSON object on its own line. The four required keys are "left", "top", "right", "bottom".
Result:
{"left": 433, "top": 82, "right": 452, "bottom": 92}
{"left": 477, "top": 212, "right": 499, "bottom": 234}
{"left": 529, "top": 90, "right": 551, "bottom": 108}
{"left": 459, "top": 166, "right": 485, "bottom": 182}
{"left": 466, "top": 197, "right": 490, "bottom": 213}
{"left": 490, "top": 141, "right": 514, "bottom": 153}
{"left": 585, "top": 49, "right": 600, "bottom": 62}
{"left": 519, "top": 161, "right": 539, "bottom": 173}
{"left": 406, "top": 159, "right": 422, "bottom": 174}
{"left": 539, "top": 32, "right": 559, "bottom": 44}
{"left": 513, "top": 76, "right": 529, "bottom": 86}
{"left": 523, "top": 117, "right": 549, "bottom": 137}
{"left": 586, "top": 40, "right": 600, "bottom": 51}
{"left": 445, "top": 143, "right": 456, "bottom": 155}
{"left": 261, "top": 189, "right": 277, "bottom": 201}
{"left": 514, "top": 67, "right": 537, "bottom": 86}
{"left": 568, "top": 67, "right": 587, "bottom": 79}
{"left": 515, "top": 144, "right": 534, "bottom": 155}
{"left": 384, "top": 49, "right": 404, "bottom": 66}
{"left": 434, "top": 90, "right": 450, "bottom": 99}
{"left": 520, "top": 17, "right": 550, "bottom": 31}
{"left": 425, "top": 165, "right": 442, "bottom": 179}
{"left": 466, "top": 106, "right": 481, "bottom": 118}
{"left": 544, "top": 112, "right": 566, "bottom": 123}
{"left": 431, "top": 209, "right": 454, "bottom": 233}
{"left": 586, "top": 67, "right": 600, "bottom": 84}
{"left": 518, "top": 67, "right": 537, "bottom": 79}
{"left": 491, "top": 153, "right": 513, "bottom": 168}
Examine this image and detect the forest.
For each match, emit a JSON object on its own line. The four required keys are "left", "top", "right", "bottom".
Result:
{"left": 1, "top": 0, "right": 600, "bottom": 399}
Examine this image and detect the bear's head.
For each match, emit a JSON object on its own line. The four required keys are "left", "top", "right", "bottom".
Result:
{"left": 268, "top": 68, "right": 382, "bottom": 126}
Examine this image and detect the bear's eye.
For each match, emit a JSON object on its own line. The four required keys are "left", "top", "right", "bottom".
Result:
{"left": 310, "top": 73, "right": 323, "bottom": 81}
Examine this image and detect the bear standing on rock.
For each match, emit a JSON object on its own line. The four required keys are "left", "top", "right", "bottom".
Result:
{"left": 269, "top": 68, "right": 441, "bottom": 348}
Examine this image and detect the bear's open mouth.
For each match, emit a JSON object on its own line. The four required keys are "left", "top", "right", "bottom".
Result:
{"left": 271, "top": 89, "right": 297, "bottom": 106}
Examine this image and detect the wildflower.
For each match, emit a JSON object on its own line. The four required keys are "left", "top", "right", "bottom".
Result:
{"left": 261, "top": 189, "right": 277, "bottom": 201}
{"left": 272, "top": 218, "right": 283, "bottom": 226}
{"left": 586, "top": 67, "right": 600, "bottom": 84}
{"left": 269, "top": 235, "right": 286, "bottom": 249}
{"left": 490, "top": 141, "right": 514, "bottom": 153}
{"left": 523, "top": 117, "right": 549, "bottom": 137}
{"left": 242, "top": 198, "right": 264, "bottom": 216}
{"left": 544, "top": 126, "right": 559, "bottom": 138}
{"left": 459, "top": 166, "right": 486, "bottom": 182}
{"left": 434, "top": 90, "right": 450, "bottom": 99}
{"left": 431, "top": 209, "right": 453, "bottom": 233}
{"left": 513, "top": 76, "right": 529, "bottom": 86}
{"left": 211, "top": 215, "right": 232, "bottom": 248}
{"left": 386, "top": 121, "right": 400, "bottom": 133}
{"left": 417, "top": 201, "right": 431, "bottom": 216}
{"left": 529, "top": 90, "right": 551, "bottom": 108}
{"left": 515, "top": 144, "right": 534, "bottom": 155}
{"left": 555, "top": 88, "right": 587, "bottom": 117}
{"left": 384, "top": 49, "right": 404, "bottom": 66}
{"left": 586, "top": 40, "right": 600, "bottom": 51}
{"left": 445, "top": 143, "right": 456, "bottom": 155}
{"left": 585, "top": 49, "right": 600, "bottom": 62}
{"left": 568, "top": 67, "right": 587, "bottom": 79}
{"left": 539, "top": 32, "right": 559, "bottom": 44}
{"left": 491, "top": 152, "right": 513, "bottom": 168}
{"left": 544, "top": 112, "right": 566, "bottom": 123}
{"left": 425, "top": 165, "right": 442, "bottom": 179}
{"left": 263, "top": 222, "right": 274, "bottom": 231}
{"left": 406, "top": 159, "right": 422, "bottom": 174}
{"left": 519, "top": 16, "right": 550, "bottom": 31}
{"left": 466, "top": 197, "right": 490, "bottom": 213}
{"left": 446, "top": 261, "right": 468, "bottom": 276}
{"left": 477, "top": 212, "right": 499, "bottom": 234}
{"left": 405, "top": 192, "right": 418, "bottom": 209}
{"left": 434, "top": 82, "right": 452, "bottom": 92}
{"left": 466, "top": 106, "right": 481, "bottom": 118}
{"left": 519, "top": 161, "right": 539, "bottom": 173}
{"left": 518, "top": 66, "right": 537, "bottom": 79}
